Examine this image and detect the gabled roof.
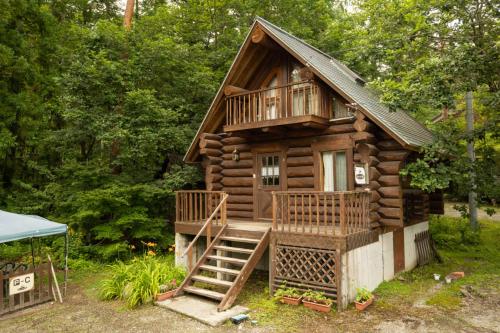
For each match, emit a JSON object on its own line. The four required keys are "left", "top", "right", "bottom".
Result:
{"left": 184, "top": 17, "right": 433, "bottom": 162}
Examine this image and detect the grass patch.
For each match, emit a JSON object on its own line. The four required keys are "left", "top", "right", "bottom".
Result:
{"left": 374, "top": 217, "right": 500, "bottom": 311}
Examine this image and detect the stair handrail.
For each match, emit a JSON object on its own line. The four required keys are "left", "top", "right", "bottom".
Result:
{"left": 181, "top": 193, "right": 228, "bottom": 266}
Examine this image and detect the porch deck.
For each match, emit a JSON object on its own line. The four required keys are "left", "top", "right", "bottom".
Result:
{"left": 174, "top": 190, "right": 378, "bottom": 310}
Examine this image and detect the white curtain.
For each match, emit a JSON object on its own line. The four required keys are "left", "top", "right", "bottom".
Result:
{"left": 335, "top": 152, "right": 347, "bottom": 191}
{"left": 322, "top": 151, "right": 334, "bottom": 191}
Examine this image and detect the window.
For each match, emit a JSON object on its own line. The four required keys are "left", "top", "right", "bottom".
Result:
{"left": 322, "top": 151, "right": 347, "bottom": 191}
{"left": 331, "top": 98, "right": 352, "bottom": 119}
{"left": 261, "top": 155, "right": 280, "bottom": 186}
{"left": 289, "top": 63, "right": 313, "bottom": 116}
{"left": 263, "top": 75, "right": 279, "bottom": 120}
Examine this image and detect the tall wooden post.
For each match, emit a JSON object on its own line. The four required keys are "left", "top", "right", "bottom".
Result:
{"left": 465, "top": 91, "right": 478, "bottom": 230}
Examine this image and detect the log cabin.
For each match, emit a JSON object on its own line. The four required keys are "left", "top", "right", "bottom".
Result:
{"left": 173, "top": 17, "right": 444, "bottom": 311}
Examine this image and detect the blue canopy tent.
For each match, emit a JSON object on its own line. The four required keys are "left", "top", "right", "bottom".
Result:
{"left": 0, "top": 209, "right": 68, "bottom": 296}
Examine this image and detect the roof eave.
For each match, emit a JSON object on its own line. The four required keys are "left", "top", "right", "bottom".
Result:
{"left": 183, "top": 20, "right": 260, "bottom": 163}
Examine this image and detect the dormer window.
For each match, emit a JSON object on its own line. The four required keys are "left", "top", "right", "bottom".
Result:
{"left": 331, "top": 98, "right": 353, "bottom": 119}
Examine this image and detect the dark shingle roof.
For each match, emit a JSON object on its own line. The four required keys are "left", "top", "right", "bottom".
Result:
{"left": 256, "top": 17, "right": 433, "bottom": 148}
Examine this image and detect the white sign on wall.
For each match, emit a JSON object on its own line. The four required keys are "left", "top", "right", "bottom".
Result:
{"left": 9, "top": 273, "right": 34, "bottom": 295}
{"left": 354, "top": 164, "right": 368, "bottom": 185}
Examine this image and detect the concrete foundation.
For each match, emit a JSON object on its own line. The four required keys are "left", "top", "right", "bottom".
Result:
{"left": 340, "top": 221, "right": 428, "bottom": 305}
{"left": 175, "top": 233, "right": 206, "bottom": 269}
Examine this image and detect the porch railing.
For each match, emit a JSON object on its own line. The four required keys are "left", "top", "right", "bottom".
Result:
{"left": 225, "top": 80, "right": 330, "bottom": 127}
{"left": 176, "top": 191, "right": 228, "bottom": 272}
{"left": 272, "top": 191, "right": 371, "bottom": 236}
{"left": 176, "top": 190, "right": 226, "bottom": 225}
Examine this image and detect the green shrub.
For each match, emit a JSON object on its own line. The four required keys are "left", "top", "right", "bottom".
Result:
{"left": 429, "top": 215, "right": 480, "bottom": 248}
{"left": 98, "top": 255, "right": 185, "bottom": 308}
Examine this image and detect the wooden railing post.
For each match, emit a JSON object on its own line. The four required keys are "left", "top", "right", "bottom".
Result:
{"left": 175, "top": 192, "right": 179, "bottom": 222}
{"left": 187, "top": 247, "right": 193, "bottom": 272}
{"left": 222, "top": 195, "right": 227, "bottom": 225}
{"left": 207, "top": 222, "right": 211, "bottom": 249}
{"left": 272, "top": 192, "right": 277, "bottom": 231}
{"left": 339, "top": 193, "right": 346, "bottom": 235}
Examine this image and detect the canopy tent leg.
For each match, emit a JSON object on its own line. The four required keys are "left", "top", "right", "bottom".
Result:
{"left": 30, "top": 237, "right": 35, "bottom": 268}
{"left": 64, "top": 232, "right": 68, "bottom": 296}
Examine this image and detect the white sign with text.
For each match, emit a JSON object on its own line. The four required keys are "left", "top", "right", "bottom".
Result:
{"left": 9, "top": 273, "right": 34, "bottom": 295}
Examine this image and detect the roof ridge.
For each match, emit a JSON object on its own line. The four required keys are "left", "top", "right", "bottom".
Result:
{"left": 255, "top": 16, "right": 364, "bottom": 83}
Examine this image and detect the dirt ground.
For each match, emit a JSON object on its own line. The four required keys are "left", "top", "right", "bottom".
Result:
{"left": 1, "top": 207, "right": 498, "bottom": 332}
{"left": 0, "top": 273, "right": 498, "bottom": 333}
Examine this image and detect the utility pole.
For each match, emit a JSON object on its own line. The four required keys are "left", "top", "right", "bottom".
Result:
{"left": 465, "top": 91, "right": 478, "bottom": 230}
{"left": 123, "top": 0, "right": 135, "bottom": 30}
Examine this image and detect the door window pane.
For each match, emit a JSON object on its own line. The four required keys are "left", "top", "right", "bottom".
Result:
{"left": 261, "top": 155, "right": 280, "bottom": 186}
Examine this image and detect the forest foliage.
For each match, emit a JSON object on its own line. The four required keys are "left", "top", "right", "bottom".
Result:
{"left": 0, "top": 0, "right": 498, "bottom": 260}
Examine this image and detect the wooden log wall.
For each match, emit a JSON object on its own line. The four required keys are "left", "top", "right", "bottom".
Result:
{"left": 199, "top": 133, "right": 223, "bottom": 192}
{"left": 352, "top": 111, "right": 381, "bottom": 229}
{"left": 286, "top": 144, "right": 314, "bottom": 191}
{"left": 374, "top": 133, "right": 409, "bottom": 228}
{"left": 198, "top": 109, "right": 426, "bottom": 228}
{"left": 220, "top": 136, "right": 254, "bottom": 219}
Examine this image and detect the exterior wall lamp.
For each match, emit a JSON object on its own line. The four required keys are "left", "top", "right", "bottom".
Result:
{"left": 232, "top": 148, "right": 240, "bottom": 161}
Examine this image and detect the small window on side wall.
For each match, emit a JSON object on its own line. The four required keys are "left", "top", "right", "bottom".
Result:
{"left": 331, "top": 98, "right": 353, "bottom": 120}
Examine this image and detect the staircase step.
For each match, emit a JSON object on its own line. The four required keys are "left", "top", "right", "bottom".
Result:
{"left": 207, "top": 255, "right": 248, "bottom": 265}
{"left": 192, "top": 275, "right": 233, "bottom": 288}
{"left": 220, "top": 236, "right": 260, "bottom": 244}
{"left": 214, "top": 245, "right": 254, "bottom": 254}
{"left": 199, "top": 265, "right": 241, "bottom": 276}
{"left": 184, "top": 286, "right": 225, "bottom": 301}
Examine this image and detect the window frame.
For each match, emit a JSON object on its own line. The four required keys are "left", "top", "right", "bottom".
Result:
{"left": 312, "top": 138, "right": 354, "bottom": 191}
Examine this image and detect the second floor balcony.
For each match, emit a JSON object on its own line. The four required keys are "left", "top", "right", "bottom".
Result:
{"left": 224, "top": 80, "right": 349, "bottom": 132}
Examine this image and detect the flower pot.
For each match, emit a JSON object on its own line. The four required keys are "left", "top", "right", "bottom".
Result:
{"left": 156, "top": 289, "right": 177, "bottom": 302}
{"left": 354, "top": 297, "right": 373, "bottom": 311}
{"left": 302, "top": 300, "right": 332, "bottom": 313}
{"left": 281, "top": 296, "right": 302, "bottom": 306}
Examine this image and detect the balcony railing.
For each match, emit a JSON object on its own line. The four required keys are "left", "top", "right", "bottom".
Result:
{"left": 272, "top": 191, "right": 371, "bottom": 236}
{"left": 225, "top": 81, "right": 330, "bottom": 129}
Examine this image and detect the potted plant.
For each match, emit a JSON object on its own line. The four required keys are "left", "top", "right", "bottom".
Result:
{"left": 273, "top": 283, "right": 302, "bottom": 305}
{"left": 156, "top": 279, "right": 178, "bottom": 301}
{"left": 302, "top": 290, "right": 333, "bottom": 312}
{"left": 354, "top": 287, "right": 374, "bottom": 311}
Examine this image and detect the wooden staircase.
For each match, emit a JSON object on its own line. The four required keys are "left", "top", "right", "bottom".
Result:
{"left": 175, "top": 226, "right": 270, "bottom": 311}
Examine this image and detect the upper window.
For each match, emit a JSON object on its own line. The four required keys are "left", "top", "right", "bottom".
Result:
{"left": 322, "top": 151, "right": 347, "bottom": 191}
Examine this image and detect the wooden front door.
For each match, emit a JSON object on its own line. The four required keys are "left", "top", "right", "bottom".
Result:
{"left": 255, "top": 152, "right": 283, "bottom": 220}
